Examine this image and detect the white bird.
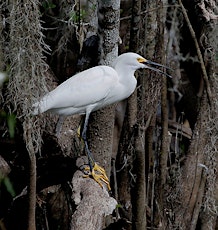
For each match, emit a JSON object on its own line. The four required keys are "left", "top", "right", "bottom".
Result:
{"left": 32, "top": 52, "right": 171, "bottom": 189}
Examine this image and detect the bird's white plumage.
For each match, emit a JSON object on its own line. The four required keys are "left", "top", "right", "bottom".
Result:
{"left": 33, "top": 66, "right": 119, "bottom": 115}
{"left": 32, "top": 52, "right": 169, "bottom": 188}
{"left": 32, "top": 52, "right": 145, "bottom": 116}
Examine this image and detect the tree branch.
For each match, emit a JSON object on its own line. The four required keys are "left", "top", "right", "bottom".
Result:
{"left": 178, "top": 0, "right": 212, "bottom": 104}
{"left": 71, "top": 170, "right": 117, "bottom": 230}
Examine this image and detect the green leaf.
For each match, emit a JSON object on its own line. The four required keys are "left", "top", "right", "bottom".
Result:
{"left": 7, "top": 113, "right": 16, "bottom": 139}
{"left": 116, "top": 203, "right": 123, "bottom": 208}
{"left": 3, "top": 177, "right": 16, "bottom": 197}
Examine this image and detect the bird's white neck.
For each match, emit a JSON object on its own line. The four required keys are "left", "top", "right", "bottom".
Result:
{"left": 114, "top": 63, "right": 137, "bottom": 82}
{"left": 114, "top": 65, "right": 137, "bottom": 97}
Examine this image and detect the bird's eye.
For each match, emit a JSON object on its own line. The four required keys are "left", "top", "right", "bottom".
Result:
{"left": 137, "top": 57, "right": 147, "bottom": 63}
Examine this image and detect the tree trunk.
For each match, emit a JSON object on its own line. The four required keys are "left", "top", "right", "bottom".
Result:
{"left": 173, "top": 0, "right": 218, "bottom": 229}
{"left": 70, "top": 169, "right": 117, "bottom": 230}
{"left": 132, "top": 126, "right": 147, "bottom": 230}
{"left": 156, "top": 1, "right": 169, "bottom": 228}
{"left": 129, "top": 0, "right": 147, "bottom": 229}
{"left": 88, "top": 0, "right": 120, "bottom": 177}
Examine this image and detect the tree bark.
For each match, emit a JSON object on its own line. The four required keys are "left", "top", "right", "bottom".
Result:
{"left": 175, "top": 94, "right": 210, "bottom": 229}
{"left": 132, "top": 126, "right": 146, "bottom": 230}
{"left": 88, "top": 0, "right": 120, "bottom": 176}
{"left": 129, "top": 0, "right": 147, "bottom": 229}
{"left": 156, "top": 1, "right": 169, "bottom": 228}
{"left": 70, "top": 158, "right": 117, "bottom": 230}
{"left": 174, "top": 1, "right": 218, "bottom": 229}
{"left": 142, "top": 0, "right": 166, "bottom": 227}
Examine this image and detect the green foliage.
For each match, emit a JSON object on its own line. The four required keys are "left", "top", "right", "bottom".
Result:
{"left": 0, "top": 173, "right": 16, "bottom": 197}
{"left": 69, "top": 9, "right": 87, "bottom": 23}
{"left": 42, "top": 1, "right": 56, "bottom": 11}
{"left": 116, "top": 203, "right": 123, "bottom": 209}
{"left": 7, "top": 113, "right": 16, "bottom": 139}
{"left": 0, "top": 111, "right": 16, "bottom": 138}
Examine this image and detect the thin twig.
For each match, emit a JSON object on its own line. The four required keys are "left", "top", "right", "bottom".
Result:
{"left": 178, "top": 0, "right": 212, "bottom": 104}
{"left": 112, "top": 159, "right": 120, "bottom": 220}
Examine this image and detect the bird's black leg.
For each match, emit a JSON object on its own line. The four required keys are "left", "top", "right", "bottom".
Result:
{"left": 81, "top": 112, "right": 95, "bottom": 170}
{"left": 81, "top": 110, "right": 111, "bottom": 190}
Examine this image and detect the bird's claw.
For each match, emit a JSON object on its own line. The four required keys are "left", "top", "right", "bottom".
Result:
{"left": 83, "top": 162, "right": 111, "bottom": 191}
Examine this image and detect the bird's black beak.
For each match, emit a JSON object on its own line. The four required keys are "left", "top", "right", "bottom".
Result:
{"left": 144, "top": 60, "right": 173, "bottom": 78}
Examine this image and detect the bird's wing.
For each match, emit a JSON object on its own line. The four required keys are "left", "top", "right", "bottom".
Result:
{"left": 36, "top": 66, "right": 119, "bottom": 113}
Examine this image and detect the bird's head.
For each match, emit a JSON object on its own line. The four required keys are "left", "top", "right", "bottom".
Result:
{"left": 114, "top": 52, "right": 172, "bottom": 78}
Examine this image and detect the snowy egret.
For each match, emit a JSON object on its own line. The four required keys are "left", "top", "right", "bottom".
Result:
{"left": 32, "top": 52, "right": 171, "bottom": 190}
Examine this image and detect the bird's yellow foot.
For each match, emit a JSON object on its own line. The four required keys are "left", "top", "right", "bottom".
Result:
{"left": 83, "top": 162, "right": 111, "bottom": 191}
